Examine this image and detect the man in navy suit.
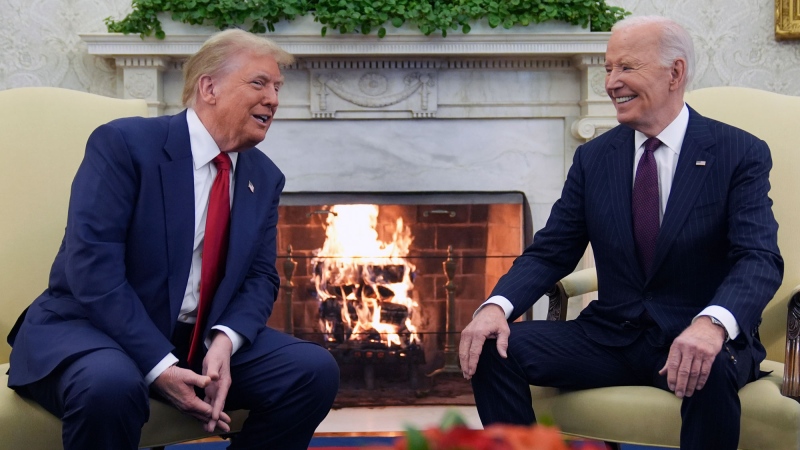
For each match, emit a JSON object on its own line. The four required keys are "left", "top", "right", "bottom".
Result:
{"left": 459, "top": 16, "right": 783, "bottom": 450}
{"left": 7, "top": 30, "right": 339, "bottom": 450}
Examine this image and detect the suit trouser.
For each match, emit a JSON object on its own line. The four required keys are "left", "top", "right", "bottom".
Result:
{"left": 15, "top": 326, "right": 340, "bottom": 450}
{"left": 471, "top": 320, "right": 754, "bottom": 450}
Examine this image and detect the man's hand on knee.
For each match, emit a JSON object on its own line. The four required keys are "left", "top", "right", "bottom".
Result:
{"left": 153, "top": 365, "right": 230, "bottom": 431}
{"left": 202, "top": 332, "right": 234, "bottom": 433}
{"left": 458, "top": 304, "right": 510, "bottom": 380}
{"left": 659, "top": 317, "right": 725, "bottom": 398}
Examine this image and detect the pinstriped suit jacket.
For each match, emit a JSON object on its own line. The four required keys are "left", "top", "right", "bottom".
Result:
{"left": 492, "top": 107, "right": 783, "bottom": 367}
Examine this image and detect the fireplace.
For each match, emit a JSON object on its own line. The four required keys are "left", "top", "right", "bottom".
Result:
{"left": 267, "top": 192, "right": 529, "bottom": 405}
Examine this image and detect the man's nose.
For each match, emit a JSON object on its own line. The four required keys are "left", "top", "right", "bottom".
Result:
{"left": 262, "top": 88, "right": 278, "bottom": 107}
{"left": 605, "top": 70, "right": 622, "bottom": 92}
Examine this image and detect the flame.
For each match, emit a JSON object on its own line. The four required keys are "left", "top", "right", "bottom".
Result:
{"left": 312, "top": 205, "right": 418, "bottom": 348}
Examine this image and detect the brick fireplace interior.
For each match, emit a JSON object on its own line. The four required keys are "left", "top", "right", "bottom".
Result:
{"left": 267, "top": 192, "right": 530, "bottom": 406}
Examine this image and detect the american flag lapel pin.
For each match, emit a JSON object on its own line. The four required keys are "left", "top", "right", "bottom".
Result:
{"left": 696, "top": 161, "right": 706, "bottom": 166}
{"left": 248, "top": 181, "right": 255, "bottom": 193}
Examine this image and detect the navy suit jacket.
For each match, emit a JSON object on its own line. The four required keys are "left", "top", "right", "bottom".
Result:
{"left": 8, "top": 111, "right": 285, "bottom": 387}
{"left": 491, "top": 107, "right": 783, "bottom": 372}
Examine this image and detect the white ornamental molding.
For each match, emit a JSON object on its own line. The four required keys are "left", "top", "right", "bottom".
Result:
{"left": 114, "top": 56, "right": 169, "bottom": 69}
{"left": 81, "top": 31, "right": 609, "bottom": 58}
{"left": 124, "top": 69, "right": 157, "bottom": 99}
{"left": 571, "top": 116, "right": 619, "bottom": 141}
{"left": 590, "top": 69, "right": 607, "bottom": 97}
{"left": 312, "top": 69, "right": 437, "bottom": 119}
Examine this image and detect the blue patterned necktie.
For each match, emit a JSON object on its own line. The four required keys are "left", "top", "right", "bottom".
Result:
{"left": 632, "top": 137, "right": 661, "bottom": 274}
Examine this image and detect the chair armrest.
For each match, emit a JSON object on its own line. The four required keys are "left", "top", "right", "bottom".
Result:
{"left": 782, "top": 285, "right": 800, "bottom": 398}
{"left": 545, "top": 268, "right": 598, "bottom": 321}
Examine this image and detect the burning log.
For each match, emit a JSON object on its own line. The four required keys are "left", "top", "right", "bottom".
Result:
{"left": 311, "top": 205, "right": 420, "bottom": 350}
{"left": 377, "top": 301, "right": 408, "bottom": 327}
{"left": 365, "top": 264, "right": 406, "bottom": 284}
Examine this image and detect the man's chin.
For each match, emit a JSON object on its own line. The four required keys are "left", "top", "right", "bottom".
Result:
{"left": 248, "top": 123, "right": 270, "bottom": 138}
{"left": 615, "top": 111, "right": 636, "bottom": 128}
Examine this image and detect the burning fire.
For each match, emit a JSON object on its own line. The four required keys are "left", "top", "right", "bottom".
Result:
{"left": 312, "top": 205, "right": 419, "bottom": 348}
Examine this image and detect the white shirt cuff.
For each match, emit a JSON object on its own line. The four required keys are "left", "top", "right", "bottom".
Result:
{"left": 695, "top": 305, "right": 740, "bottom": 340}
{"left": 145, "top": 353, "right": 179, "bottom": 386}
{"left": 476, "top": 296, "right": 514, "bottom": 320}
{"left": 209, "top": 325, "right": 245, "bottom": 355}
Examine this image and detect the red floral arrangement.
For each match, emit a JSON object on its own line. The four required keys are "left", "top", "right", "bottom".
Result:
{"left": 366, "top": 411, "right": 608, "bottom": 450}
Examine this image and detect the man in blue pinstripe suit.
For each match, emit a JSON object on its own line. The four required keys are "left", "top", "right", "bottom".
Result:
{"left": 459, "top": 16, "right": 783, "bottom": 450}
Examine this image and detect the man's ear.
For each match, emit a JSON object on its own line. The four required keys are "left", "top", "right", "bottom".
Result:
{"left": 197, "top": 74, "right": 217, "bottom": 105}
{"left": 670, "top": 58, "right": 687, "bottom": 91}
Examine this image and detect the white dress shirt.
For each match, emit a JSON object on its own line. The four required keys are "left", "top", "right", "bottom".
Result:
{"left": 144, "top": 109, "right": 246, "bottom": 385}
{"left": 480, "top": 104, "right": 740, "bottom": 341}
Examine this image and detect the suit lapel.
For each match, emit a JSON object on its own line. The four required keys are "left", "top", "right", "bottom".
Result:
{"left": 649, "top": 109, "right": 715, "bottom": 279}
{"left": 160, "top": 111, "right": 195, "bottom": 328}
{"left": 605, "top": 127, "right": 643, "bottom": 280}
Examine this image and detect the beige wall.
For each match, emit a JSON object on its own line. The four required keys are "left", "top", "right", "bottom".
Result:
{"left": 0, "top": 0, "right": 799, "bottom": 96}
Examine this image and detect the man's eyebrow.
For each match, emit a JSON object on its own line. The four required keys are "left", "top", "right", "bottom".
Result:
{"left": 254, "top": 73, "right": 285, "bottom": 84}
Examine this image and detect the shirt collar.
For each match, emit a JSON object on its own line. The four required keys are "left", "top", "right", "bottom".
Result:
{"left": 186, "top": 108, "right": 238, "bottom": 171}
{"left": 633, "top": 103, "right": 690, "bottom": 157}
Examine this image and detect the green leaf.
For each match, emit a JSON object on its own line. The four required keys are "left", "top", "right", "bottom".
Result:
{"left": 538, "top": 414, "right": 557, "bottom": 427}
{"left": 378, "top": 26, "right": 386, "bottom": 37}
{"left": 404, "top": 427, "right": 430, "bottom": 450}
{"left": 391, "top": 16, "right": 403, "bottom": 27}
{"left": 321, "top": 25, "right": 327, "bottom": 36}
{"left": 439, "top": 409, "right": 468, "bottom": 430}
{"left": 461, "top": 23, "right": 471, "bottom": 33}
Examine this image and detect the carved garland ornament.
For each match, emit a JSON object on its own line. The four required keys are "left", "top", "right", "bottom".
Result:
{"left": 316, "top": 72, "right": 435, "bottom": 110}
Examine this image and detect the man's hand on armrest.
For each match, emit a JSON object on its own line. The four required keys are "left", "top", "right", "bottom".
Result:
{"left": 458, "top": 304, "right": 510, "bottom": 381}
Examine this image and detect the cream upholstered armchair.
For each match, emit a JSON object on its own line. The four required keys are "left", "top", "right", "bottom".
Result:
{"left": 0, "top": 87, "right": 247, "bottom": 449}
{"left": 532, "top": 87, "right": 800, "bottom": 450}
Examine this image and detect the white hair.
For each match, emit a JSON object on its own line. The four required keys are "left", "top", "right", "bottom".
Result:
{"left": 612, "top": 16, "right": 695, "bottom": 88}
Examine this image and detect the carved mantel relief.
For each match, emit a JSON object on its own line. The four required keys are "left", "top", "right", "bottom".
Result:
{"left": 310, "top": 64, "right": 438, "bottom": 119}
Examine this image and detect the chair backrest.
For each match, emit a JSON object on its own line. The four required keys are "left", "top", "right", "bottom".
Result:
{"left": 0, "top": 87, "right": 148, "bottom": 363}
{"left": 684, "top": 87, "right": 800, "bottom": 362}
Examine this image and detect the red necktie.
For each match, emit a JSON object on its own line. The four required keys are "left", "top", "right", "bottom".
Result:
{"left": 632, "top": 137, "right": 661, "bottom": 275}
{"left": 187, "top": 153, "right": 232, "bottom": 366}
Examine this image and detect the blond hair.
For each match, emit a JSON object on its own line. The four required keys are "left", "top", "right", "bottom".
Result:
{"left": 182, "top": 29, "right": 295, "bottom": 107}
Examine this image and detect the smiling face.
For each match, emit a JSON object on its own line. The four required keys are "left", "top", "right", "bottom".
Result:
{"left": 196, "top": 51, "right": 284, "bottom": 153}
{"left": 605, "top": 24, "right": 686, "bottom": 137}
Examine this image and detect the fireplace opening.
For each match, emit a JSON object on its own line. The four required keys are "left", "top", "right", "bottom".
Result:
{"left": 270, "top": 192, "right": 531, "bottom": 407}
